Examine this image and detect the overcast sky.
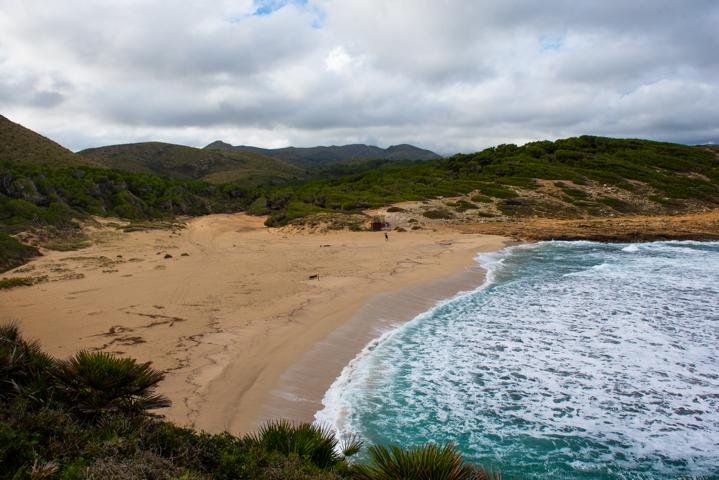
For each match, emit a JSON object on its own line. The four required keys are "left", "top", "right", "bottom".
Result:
{"left": 1, "top": 0, "right": 717, "bottom": 154}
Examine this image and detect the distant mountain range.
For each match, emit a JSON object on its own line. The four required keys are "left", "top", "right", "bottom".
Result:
{"left": 204, "top": 141, "right": 441, "bottom": 168}
{"left": 78, "top": 142, "right": 302, "bottom": 185}
{"left": 1, "top": 113, "right": 440, "bottom": 185}
{"left": 76, "top": 140, "right": 440, "bottom": 183}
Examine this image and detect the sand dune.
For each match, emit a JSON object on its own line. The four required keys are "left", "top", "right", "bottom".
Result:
{"left": 0, "top": 214, "right": 507, "bottom": 434}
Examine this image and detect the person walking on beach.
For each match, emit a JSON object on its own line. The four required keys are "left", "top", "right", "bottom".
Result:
{"left": 384, "top": 232, "right": 389, "bottom": 241}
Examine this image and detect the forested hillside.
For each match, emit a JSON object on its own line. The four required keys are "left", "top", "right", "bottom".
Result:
{"left": 3, "top": 113, "right": 718, "bottom": 271}
{"left": 251, "top": 136, "right": 719, "bottom": 225}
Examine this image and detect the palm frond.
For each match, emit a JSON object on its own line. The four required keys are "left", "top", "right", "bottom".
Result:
{"left": 352, "top": 443, "right": 479, "bottom": 480}
{"left": 54, "top": 350, "right": 170, "bottom": 417}
{"left": 340, "top": 433, "right": 364, "bottom": 458}
{"left": 0, "top": 321, "right": 55, "bottom": 402}
{"left": 246, "top": 420, "right": 353, "bottom": 469}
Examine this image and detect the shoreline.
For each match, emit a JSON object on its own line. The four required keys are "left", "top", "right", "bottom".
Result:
{"left": 179, "top": 228, "right": 508, "bottom": 434}
{"left": 0, "top": 213, "right": 508, "bottom": 435}
{"left": 256, "top": 249, "right": 498, "bottom": 432}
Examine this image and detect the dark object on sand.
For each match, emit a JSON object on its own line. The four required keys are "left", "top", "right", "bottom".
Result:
{"left": 309, "top": 274, "right": 320, "bottom": 280}
{"left": 181, "top": 253, "right": 189, "bottom": 257}
{"left": 371, "top": 215, "right": 386, "bottom": 231}
{"left": 164, "top": 254, "right": 173, "bottom": 259}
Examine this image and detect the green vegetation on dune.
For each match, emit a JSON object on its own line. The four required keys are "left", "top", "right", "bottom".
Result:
{"left": 0, "top": 160, "right": 260, "bottom": 271}
{"left": 3, "top": 118, "right": 719, "bottom": 272}
{"left": 257, "top": 136, "right": 719, "bottom": 225}
{"left": 0, "top": 233, "right": 39, "bottom": 272}
{"left": 0, "top": 323, "right": 497, "bottom": 479}
{"left": 0, "top": 161, "right": 256, "bottom": 226}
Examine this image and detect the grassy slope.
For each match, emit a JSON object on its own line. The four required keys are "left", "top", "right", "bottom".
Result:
{"left": 256, "top": 136, "right": 719, "bottom": 225}
{"left": 0, "top": 133, "right": 264, "bottom": 272}
{"left": 0, "top": 115, "right": 94, "bottom": 270}
{"left": 79, "top": 142, "right": 303, "bottom": 185}
{"left": 0, "top": 115, "right": 96, "bottom": 168}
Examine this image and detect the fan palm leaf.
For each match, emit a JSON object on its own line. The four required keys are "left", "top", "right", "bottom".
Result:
{"left": 54, "top": 350, "right": 170, "bottom": 417}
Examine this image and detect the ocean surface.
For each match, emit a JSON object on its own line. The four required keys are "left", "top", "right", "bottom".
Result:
{"left": 315, "top": 241, "right": 719, "bottom": 479}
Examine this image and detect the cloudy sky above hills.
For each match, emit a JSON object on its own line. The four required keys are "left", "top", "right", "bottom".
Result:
{"left": 1, "top": 0, "right": 717, "bottom": 154}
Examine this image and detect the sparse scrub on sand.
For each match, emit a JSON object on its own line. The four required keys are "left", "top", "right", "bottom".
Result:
{"left": 0, "top": 275, "right": 47, "bottom": 290}
{"left": 0, "top": 277, "right": 35, "bottom": 289}
{"left": 42, "top": 237, "right": 92, "bottom": 252}
{"left": 423, "top": 208, "right": 454, "bottom": 219}
{"left": 454, "top": 200, "right": 479, "bottom": 212}
{"left": 471, "top": 194, "right": 492, "bottom": 203}
{"left": 0, "top": 322, "right": 502, "bottom": 479}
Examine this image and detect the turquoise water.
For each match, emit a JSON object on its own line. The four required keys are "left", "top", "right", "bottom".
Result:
{"left": 316, "top": 241, "right": 719, "bottom": 479}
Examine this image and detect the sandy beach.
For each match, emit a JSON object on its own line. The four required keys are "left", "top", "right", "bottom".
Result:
{"left": 0, "top": 214, "right": 507, "bottom": 434}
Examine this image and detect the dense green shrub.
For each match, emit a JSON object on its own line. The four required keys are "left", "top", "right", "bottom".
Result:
{"left": 247, "top": 420, "right": 361, "bottom": 469}
{"left": 0, "top": 322, "right": 56, "bottom": 404}
{"left": 352, "top": 443, "right": 497, "bottom": 480}
{"left": 54, "top": 351, "right": 170, "bottom": 418}
{"left": 0, "top": 232, "right": 39, "bottom": 272}
{"left": 423, "top": 208, "right": 454, "bottom": 219}
{"left": 470, "top": 195, "right": 492, "bottom": 203}
{"left": 454, "top": 200, "right": 479, "bottom": 212}
{"left": 0, "top": 323, "right": 504, "bottom": 479}
{"left": 261, "top": 136, "right": 719, "bottom": 225}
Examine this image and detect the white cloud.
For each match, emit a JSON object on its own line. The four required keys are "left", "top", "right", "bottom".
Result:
{"left": 0, "top": 0, "right": 717, "bottom": 154}
{"left": 325, "top": 46, "right": 352, "bottom": 72}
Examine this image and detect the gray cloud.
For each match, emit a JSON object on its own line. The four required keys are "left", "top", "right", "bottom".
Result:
{"left": 0, "top": 0, "right": 717, "bottom": 154}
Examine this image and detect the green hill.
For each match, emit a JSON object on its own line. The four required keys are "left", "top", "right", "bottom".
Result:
{"left": 79, "top": 141, "right": 303, "bottom": 185}
{"left": 0, "top": 118, "right": 263, "bottom": 272}
{"left": 253, "top": 136, "right": 719, "bottom": 225}
{"left": 205, "top": 141, "right": 441, "bottom": 168}
{"left": 3, "top": 113, "right": 718, "bottom": 271}
{"left": 0, "top": 114, "right": 95, "bottom": 167}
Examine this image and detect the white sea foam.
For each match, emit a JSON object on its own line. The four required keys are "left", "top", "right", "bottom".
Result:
{"left": 313, "top": 244, "right": 522, "bottom": 441}
{"left": 315, "top": 241, "right": 719, "bottom": 478}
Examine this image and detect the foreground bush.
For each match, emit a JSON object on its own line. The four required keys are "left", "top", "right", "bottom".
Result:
{"left": 247, "top": 420, "right": 362, "bottom": 469}
{"left": 0, "top": 323, "right": 502, "bottom": 479}
{"left": 55, "top": 351, "right": 170, "bottom": 418}
{"left": 0, "top": 322, "right": 55, "bottom": 403}
{"left": 352, "top": 443, "right": 499, "bottom": 480}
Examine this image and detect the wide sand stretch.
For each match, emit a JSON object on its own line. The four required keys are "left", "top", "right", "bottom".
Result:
{"left": 0, "top": 214, "right": 507, "bottom": 434}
